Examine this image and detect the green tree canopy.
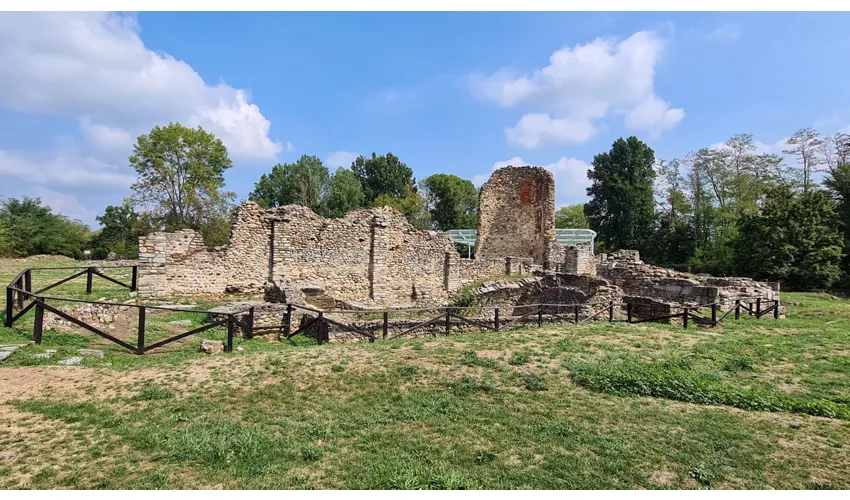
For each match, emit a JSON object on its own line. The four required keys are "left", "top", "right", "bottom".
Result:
{"left": 374, "top": 184, "right": 431, "bottom": 230}
{"left": 89, "top": 204, "right": 149, "bottom": 259}
{"left": 352, "top": 152, "right": 415, "bottom": 204}
{"left": 585, "top": 137, "right": 657, "bottom": 255}
{"left": 0, "top": 197, "right": 91, "bottom": 258}
{"left": 324, "top": 167, "right": 365, "bottom": 218}
{"left": 128, "top": 123, "right": 235, "bottom": 243}
{"left": 249, "top": 155, "right": 330, "bottom": 212}
{"left": 555, "top": 204, "right": 588, "bottom": 229}
{"left": 735, "top": 186, "right": 843, "bottom": 291}
{"left": 421, "top": 173, "right": 478, "bottom": 230}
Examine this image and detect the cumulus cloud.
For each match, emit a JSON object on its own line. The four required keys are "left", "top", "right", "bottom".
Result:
{"left": 474, "top": 157, "right": 591, "bottom": 207}
{"left": 469, "top": 30, "right": 684, "bottom": 148}
{"left": 325, "top": 151, "right": 360, "bottom": 169}
{"left": 0, "top": 148, "right": 136, "bottom": 190}
{"left": 0, "top": 12, "right": 282, "bottom": 161}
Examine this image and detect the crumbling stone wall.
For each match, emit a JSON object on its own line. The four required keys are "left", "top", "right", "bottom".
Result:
{"left": 562, "top": 246, "right": 596, "bottom": 277}
{"left": 596, "top": 250, "right": 778, "bottom": 307}
{"left": 139, "top": 201, "right": 518, "bottom": 307}
{"left": 476, "top": 166, "right": 562, "bottom": 266}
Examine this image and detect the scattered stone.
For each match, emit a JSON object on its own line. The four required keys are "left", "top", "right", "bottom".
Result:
{"left": 57, "top": 357, "right": 83, "bottom": 365}
{"left": 129, "top": 292, "right": 138, "bottom": 298}
{"left": 77, "top": 349, "right": 104, "bottom": 358}
{"left": 236, "top": 345, "right": 245, "bottom": 351}
{"left": 0, "top": 351, "right": 12, "bottom": 362}
{"left": 1, "top": 344, "right": 25, "bottom": 352}
{"left": 199, "top": 339, "right": 224, "bottom": 355}
{"left": 169, "top": 320, "right": 193, "bottom": 326}
{"left": 33, "top": 349, "right": 57, "bottom": 359}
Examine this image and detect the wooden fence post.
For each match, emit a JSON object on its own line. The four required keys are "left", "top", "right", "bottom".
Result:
{"left": 608, "top": 301, "right": 614, "bottom": 322}
{"left": 86, "top": 267, "right": 93, "bottom": 295}
{"left": 226, "top": 315, "right": 235, "bottom": 352}
{"left": 24, "top": 270, "right": 32, "bottom": 294}
{"left": 4, "top": 286, "right": 12, "bottom": 327}
{"left": 317, "top": 312, "right": 324, "bottom": 345}
{"left": 382, "top": 312, "right": 388, "bottom": 339}
{"left": 626, "top": 302, "right": 632, "bottom": 323}
{"left": 34, "top": 301, "right": 44, "bottom": 345}
{"left": 711, "top": 304, "right": 717, "bottom": 326}
{"left": 248, "top": 307, "right": 255, "bottom": 339}
{"left": 444, "top": 309, "right": 450, "bottom": 336}
{"left": 494, "top": 308, "right": 500, "bottom": 331}
{"left": 130, "top": 266, "right": 138, "bottom": 292}
{"left": 284, "top": 304, "right": 292, "bottom": 339}
{"left": 683, "top": 308, "right": 689, "bottom": 329}
{"left": 735, "top": 299, "right": 740, "bottom": 320}
{"left": 574, "top": 304, "right": 580, "bottom": 324}
{"left": 537, "top": 306, "right": 543, "bottom": 328}
{"left": 137, "top": 306, "right": 146, "bottom": 355}
{"left": 756, "top": 298, "right": 761, "bottom": 318}
{"left": 773, "top": 300, "right": 780, "bottom": 320}
{"left": 16, "top": 278, "right": 23, "bottom": 309}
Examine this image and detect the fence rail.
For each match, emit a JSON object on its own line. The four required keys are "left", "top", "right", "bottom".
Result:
{"left": 6, "top": 266, "right": 782, "bottom": 352}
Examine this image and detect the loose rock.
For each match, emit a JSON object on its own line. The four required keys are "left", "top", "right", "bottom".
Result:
{"left": 199, "top": 339, "right": 224, "bottom": 355}
{"left": 57, "top": 357, "right": 83, "bottom": 365}
{"left": 77, "top": 349, "right": 104, "bottom": 358}
{"left": 169, "top": 320, "right": 193, "bottom": 326}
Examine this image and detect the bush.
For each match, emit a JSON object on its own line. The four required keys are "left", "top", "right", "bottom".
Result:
{"left": 570, "top": 360, "right": 850, "bottom": 420}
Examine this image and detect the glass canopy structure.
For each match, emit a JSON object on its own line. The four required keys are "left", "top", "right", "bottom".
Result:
{"left": 446, "top": 228, "right": 597, "bottom": 256}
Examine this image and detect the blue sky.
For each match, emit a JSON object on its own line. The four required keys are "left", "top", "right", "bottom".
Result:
{"left": 1, "top": 11, "right": 849, "bottom": 226}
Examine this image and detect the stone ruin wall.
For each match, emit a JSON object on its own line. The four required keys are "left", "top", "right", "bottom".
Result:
{"left": 476, "top": 166, "right": 561, "bottom": 266}
{"left": 138, "top": 201, "right": 515, "bottom": 307}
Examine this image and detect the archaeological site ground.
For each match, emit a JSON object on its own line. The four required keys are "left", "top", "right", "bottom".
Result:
{"left": 1, "top": 166, "right": 849, "bottom": 489}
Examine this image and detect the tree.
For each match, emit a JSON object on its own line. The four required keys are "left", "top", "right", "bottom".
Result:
{"left": 783, "top": 127, "right": 824, "bottom": 193}
{"left": 90, "top": 204, "right": 145, "bottom": 259}
{"left": 824, "top": 159, "right": 850, "bottom": 282}
{"left": 128, "top": 122, "right": 235, "bottom": 238}
{"left": 374, "top": 184, "right": 431, "bottom": 230}
{"left": 420, "top": 174, "right": 478, "bottom": 230}
{"left": 555, "top": 204, "right": 588, "bottom": 229}
{"left": 735, "top": 186, "right": 842, "bottom": 291}
{"left": 324, "top": 167, "right": 365, "bottom": 218}
{"left": 585, "top": 137, "right": 657, "bottom": 255}
{"left": 0, "top": 197, "right": 91, "bottom": 258}
{"left": 249, "top": 155, "right": 330, "bottom": 212}
{"left": 351, "top": 152, "right": 415, "bottom": 204}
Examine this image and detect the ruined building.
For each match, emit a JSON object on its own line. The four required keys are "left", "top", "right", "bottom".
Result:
{"left": 137, "top": 165, "right": 777, "bottom": 315}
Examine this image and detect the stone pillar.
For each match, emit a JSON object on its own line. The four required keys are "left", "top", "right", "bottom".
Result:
{"left": 137, "top": 233, "right": 168, "bottom": 298}
{"left": 369, "top": 214, "right": 389, "bottom": 303}
{"left": 444, "top": 252, "right": 459, "bottom": 292}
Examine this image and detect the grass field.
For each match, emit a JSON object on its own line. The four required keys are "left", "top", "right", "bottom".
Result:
{"left": 1, "top": 258, "right": 849, "bottom": 489}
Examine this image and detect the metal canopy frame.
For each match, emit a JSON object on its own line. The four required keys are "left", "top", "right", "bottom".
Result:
{"left": 445, "top": 228, "right": 597, "bottom": 255}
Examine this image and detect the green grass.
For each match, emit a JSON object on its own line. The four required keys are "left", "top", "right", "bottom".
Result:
{"left": 2, "top": 257, "right": 850, "bottom": 489}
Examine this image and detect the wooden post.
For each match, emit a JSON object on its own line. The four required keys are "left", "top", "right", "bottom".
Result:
{"left": 16, "top": 278, "right": 23, "bottom": 309}
{"left": 494, "top": 308, "right": 500, "bottom": 331}
{"left": 248, "top": 306, "right": 255, "bottom": 339}
{"left": 130, "top": 266, "right": 138, "bottom": 292}
{"left": 756, "top": 298, "right": 761, "bottom": 318}
{"left": 86, "top": 267, "right": 93, "bottom": 295}
{"left": 711, "top": 304, "right": 717, "bottom": 326}
{"left": 735, "top": 300, "right": 740, "bottom": 320}
{"left": 574, "top": 304, "right": 580, "bottom": 324}
{"left": 773, "top": 299, "right": 780, "bottom": 320}
{"left": 626, "top": 302, "right": 632, "bottom": 323}
{"left": 137, "top": 306, "right": 146, "bottom": 354}
{"left": 382, "top": 312, "right": 388, "bottom": 339}
{"left": 34, "top": 302, "right": 44, "bottom": 345}
{"left": 317, "top": 312, "right": 324, "bottom": 345}
{"left": 444, "top": 309, "right": 450, "bottom": 336}
{"left": 226, "top": 315, "right": 235, "bottom": 352}
{"left": 24, "top": 270, "right": 32, "bottom": 294}
{"left": 5, "top": 286, "right": 13, "bottom": 327}
{"left": 284, "top": 304, "right": 292, "bottom": 339}
{"left": 683, "top": 308, "right": 689, "bottom": 329}
{"left": 537, "top": 306, "right": 543, "bottom": 328}
{"left": 608, "top": 301, "right": 614, "bottom": 322}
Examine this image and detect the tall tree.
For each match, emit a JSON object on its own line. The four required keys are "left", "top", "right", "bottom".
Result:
{"left": 555, "top": 204, "right": 589, "bottom": 229}
{"left": 351, "top": 152, "right": 415, "bottom": 204}
{"left": 420, "top": 174, "right": 478, "bottom": 230}
{"left": 128, "top": 123, "right": 235, "bottom": 239}
{"left": 90, "top": 204, "right": 145, "bottom": 259}
{"left": 824, "top": 150, "right": 850, "bottom": 282}
{"left": 324, "top": 167, "right": 365, "bottom": 218}
{"left": 783, "top": 127, "right": 824, "bottom": 193}
{"left": 374, "top": 184, "right": 431, "bottom": 230}
{"left": 585, "top": 137, "right": 657, "bottom": 255}
{"left": 0, "top": 197, "right": 91, "bottom": 258}
{"left": 249, "top": 155, "right": 330, "bottom": 212}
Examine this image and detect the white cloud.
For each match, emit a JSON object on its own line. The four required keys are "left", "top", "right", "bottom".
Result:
{"left": 325, "top": 151, "right": 360, "bottom": 169}
{"left": 32, "top": 187, "right": 93, "bottom": 224}
{"left": 0, "top": 12, "right": 282, "bottom": 161}
{"left": 470, "top": 30, "right": 684, "bottom": 148}
{"left": 475, "top": 157, "right": 591, "bottom": 207}
{"left": 0, "top": 148, "right": 136, "bottom": 190}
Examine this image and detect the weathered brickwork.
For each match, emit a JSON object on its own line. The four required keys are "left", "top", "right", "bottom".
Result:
{"left": 476, "top": 166, "right": 563, "bottom": 266}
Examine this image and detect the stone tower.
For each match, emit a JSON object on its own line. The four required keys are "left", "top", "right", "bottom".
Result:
{"left": 475, "top": 166, "right": 557, "bottom": 265}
